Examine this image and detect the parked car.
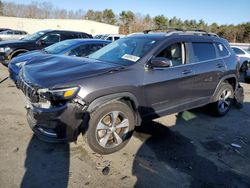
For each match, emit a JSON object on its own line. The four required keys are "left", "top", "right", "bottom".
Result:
{"left": 94, "top": 34, "right": 104, "bottom": 39}
{"left": 231, "top": 46, "right": 250, "bottom": 71}
{"left": 0, "top": 28, "right": 11, "bottom": 32}
{"left": 100, "top": 34, "right": 125, "bottom": 41}
{"left": 8, "top": 39, "right": 111, "bottom": 82}
{"left": 0, "top": 30, "right": 27, "bottom": 41}
{"left": 0, "top": 29, "right": 92, "bottom": 66}
{"left": 16, "top": 30, "right": 243, "bottom": 154}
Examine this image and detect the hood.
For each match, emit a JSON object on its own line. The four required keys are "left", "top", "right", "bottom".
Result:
{"left": 0, "top": 39, "right": 33, "bottom": 47}
{"left": 22, "top": 55, "right": 121, "bottom": 88}
{"left": 11, "top": 50, "right": 44, "bottom": 64}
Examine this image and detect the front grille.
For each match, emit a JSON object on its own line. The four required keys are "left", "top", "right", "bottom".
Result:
{"left": 18, "top": 77, "right": 39, "bottom": 103}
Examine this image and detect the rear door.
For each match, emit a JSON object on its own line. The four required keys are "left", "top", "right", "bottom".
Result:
{"left": 143, "top": 41, "right": 197, "bottom": 115}
{"left": 189, "top": 41, "right": 227, "bottom": 102}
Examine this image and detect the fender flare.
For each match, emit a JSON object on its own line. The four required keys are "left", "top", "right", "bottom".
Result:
{"left": 210, "top": 74, "right": 237, "bottom": 102}
{"left": 86, "top": 92, "right": 141, "bottom": 126}
{"left": 87, "top": 92, "right": 139, "bottom": 112}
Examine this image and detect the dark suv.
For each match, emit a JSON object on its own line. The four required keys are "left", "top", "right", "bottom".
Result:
{"left": 0, "top": 29, "right": 92, "bottom": 66}
{"left": 16, "top": 30, "right": 243, "bottom": 154}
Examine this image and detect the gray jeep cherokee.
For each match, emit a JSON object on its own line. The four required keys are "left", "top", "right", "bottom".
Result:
{"left": 16, "top": 30, "right": 243, "bottom": 154}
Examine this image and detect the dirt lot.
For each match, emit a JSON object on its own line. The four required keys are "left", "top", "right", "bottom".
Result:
{"left": 0, "top": 63, "right": 250, "bottom": 188}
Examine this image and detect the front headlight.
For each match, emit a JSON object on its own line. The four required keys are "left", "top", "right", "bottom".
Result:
{"left": 38, "top": 86, "right": 80, "bottom": 101}
{"left": 0, "top": 46, "right": 11, "bottom": 53}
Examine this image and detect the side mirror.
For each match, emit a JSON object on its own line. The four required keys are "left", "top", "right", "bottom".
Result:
{"left": 148, "top": 57, "right": 172, "bottom": 69}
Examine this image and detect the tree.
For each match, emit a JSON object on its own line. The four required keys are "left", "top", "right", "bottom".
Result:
{"left": 198, "top": 19, "right": 206, "bottom": 30}
{"left": 119, "top": 10, "right": 135, "bottom": 34}
{"left": 0, "top": 0, "right": 3, "bottom": 16}
{"left": 154, "top": 15, "right": 168, "bottom": 28}
{"left": 85, "top": 9, "right": 95, "bottom": 20}
{"left": 94, "top": 11, "right": 103, "bottom": 22}
{"left": 119, "top": 10, "right": 134, "bottom": 25}
{"left": 169, "top": 16, "right": 177, "bottom": 27}
{"left": 103, "top": 9, "right": 116, "bottom": 25}
{"left": 126, "top": 11, "right": 135, "bottom": 24}
{"left": 209, "top": 22, "right": 219, "bottom": 33}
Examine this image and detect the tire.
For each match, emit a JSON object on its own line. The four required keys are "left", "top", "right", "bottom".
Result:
{"left": 86, "top": 101, "right": 135, "bottom": 154}
{"left": 240, "top": 61, "right": 248, "bottom": 72}
{"left": 210, "top": 83, "right": 234, "bottom": 116}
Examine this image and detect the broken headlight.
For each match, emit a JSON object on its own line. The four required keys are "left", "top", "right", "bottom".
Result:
{"left": 38, "top": 86, "right": 80, "bottom": 101}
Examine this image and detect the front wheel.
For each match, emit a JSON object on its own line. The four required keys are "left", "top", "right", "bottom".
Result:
{"left": 210, "top": 83, "right": 234, "bottom": 116}
{"left": 86, "top": 101, "right": 135, "bottom": 154}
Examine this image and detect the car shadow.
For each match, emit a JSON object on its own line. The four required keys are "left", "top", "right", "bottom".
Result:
{"left": 21, "top": 136, "right": 69, "bottom": 188}
{"left": 132, "top": 106, "right": 250, "bottom": 188}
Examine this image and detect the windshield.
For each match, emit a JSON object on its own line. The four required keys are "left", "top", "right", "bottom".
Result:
{"left": 88, "top": 37, "right": 159, "bottom": 65}
{"left": 22, "top": 31, "right": 45, "bottom": 41}
{"left": 44, "top": 40, "right": 78, "bottom": 54}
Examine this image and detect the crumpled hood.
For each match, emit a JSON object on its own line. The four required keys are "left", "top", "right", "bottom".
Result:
{"left": 22, "top": 55, "right": 121, "bottom": 88}
{"left": 11, "top": 50, "right": 44, "bottom": 64}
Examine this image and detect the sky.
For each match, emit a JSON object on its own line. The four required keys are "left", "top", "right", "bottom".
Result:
{"left": 3, "top": 0, "right": 250, "bottom": 25}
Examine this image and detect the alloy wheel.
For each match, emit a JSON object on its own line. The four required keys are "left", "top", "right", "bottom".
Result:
{"left": 218, "top": 89, "right": 232, "bottom": 113}
{"left": 95, "top": 111, "right": 129, "bottom": 148}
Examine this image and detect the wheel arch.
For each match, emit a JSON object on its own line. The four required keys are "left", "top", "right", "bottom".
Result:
{"left": 86, "top": 92, "right": 141, "bottom": 126}
{"left": 211, "top": 74, "right": 237, "bottom": 102}
{"left": 10, "top": 49, "right": 29, "bottom": 59}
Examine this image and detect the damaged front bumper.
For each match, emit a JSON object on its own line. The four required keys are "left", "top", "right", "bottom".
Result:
{"left": 26, "top": 101, "right": 87, "bottom": 143}
{"left": 17, "top": 76, "right": 88, "bottom": 143}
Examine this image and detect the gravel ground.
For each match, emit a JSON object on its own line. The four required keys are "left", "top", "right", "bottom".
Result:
{"left": 0, "top": 63, "right": 250, "bottom": 188}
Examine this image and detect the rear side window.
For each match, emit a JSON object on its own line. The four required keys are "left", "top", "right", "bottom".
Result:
{"left": 232, "top": 47, "right": 245, "bottom": 55}
{"left": 107, "top": 36, "right": 113, "bottom": 41}
{"left": 61, "top": 33, "right": 81, "bottom": 40}
{"left": 13, "top": 31, "right": 20, "bottom": 35}
{"left": 191, "top": 42, "right": 216, "bottom": 62}
{"left": 42, "top": 33, "right": 60, "bottom": 43}
{"left": 215, "top": 43, "right": 229, "bottom": 57}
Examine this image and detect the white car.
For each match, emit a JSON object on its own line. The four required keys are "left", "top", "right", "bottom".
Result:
{"left": 0, "top": 30, "right": 28, "bottom": 41}
{"left": 100, "top": 34, "right": 125, "bottom": 42}
{"left": 231, "top": 46, "right": 250, "bottom": 71}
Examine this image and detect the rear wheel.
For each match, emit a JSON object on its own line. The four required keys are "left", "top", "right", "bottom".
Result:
{"left": 86, "top": 101, "right": 135, "bottom": 154}
{"left": 210, "top": 83, "right": 234, "bottom": 116}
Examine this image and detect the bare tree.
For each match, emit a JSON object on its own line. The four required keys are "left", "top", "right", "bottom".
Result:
{"left": 0, "top": 0, "right": 3, "bottom": 16}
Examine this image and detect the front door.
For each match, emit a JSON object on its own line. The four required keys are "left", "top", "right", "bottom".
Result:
{"left": 143, "top": 42, "right": 196, "bottom": 116}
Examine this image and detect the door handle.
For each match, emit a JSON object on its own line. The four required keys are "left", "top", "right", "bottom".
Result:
{"left": 216, "top": 63, "right": 224, "bottom": 68}
{"left": 182, "top": 70, "right": 193, "bottom": 75}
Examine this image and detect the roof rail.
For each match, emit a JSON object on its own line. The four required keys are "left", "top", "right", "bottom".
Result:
{"left": 143, "top": 27, "right": 184, "bottom": 34}
{"left": 143, "top": 27, "right": 218, "bottom": 37}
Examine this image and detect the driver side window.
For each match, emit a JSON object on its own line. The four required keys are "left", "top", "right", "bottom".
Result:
{"left": 42, "top": 33, "right": 60, "bottom": 43}
{"left": 156, "top": 43, "right": 184, "bottom": 67}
